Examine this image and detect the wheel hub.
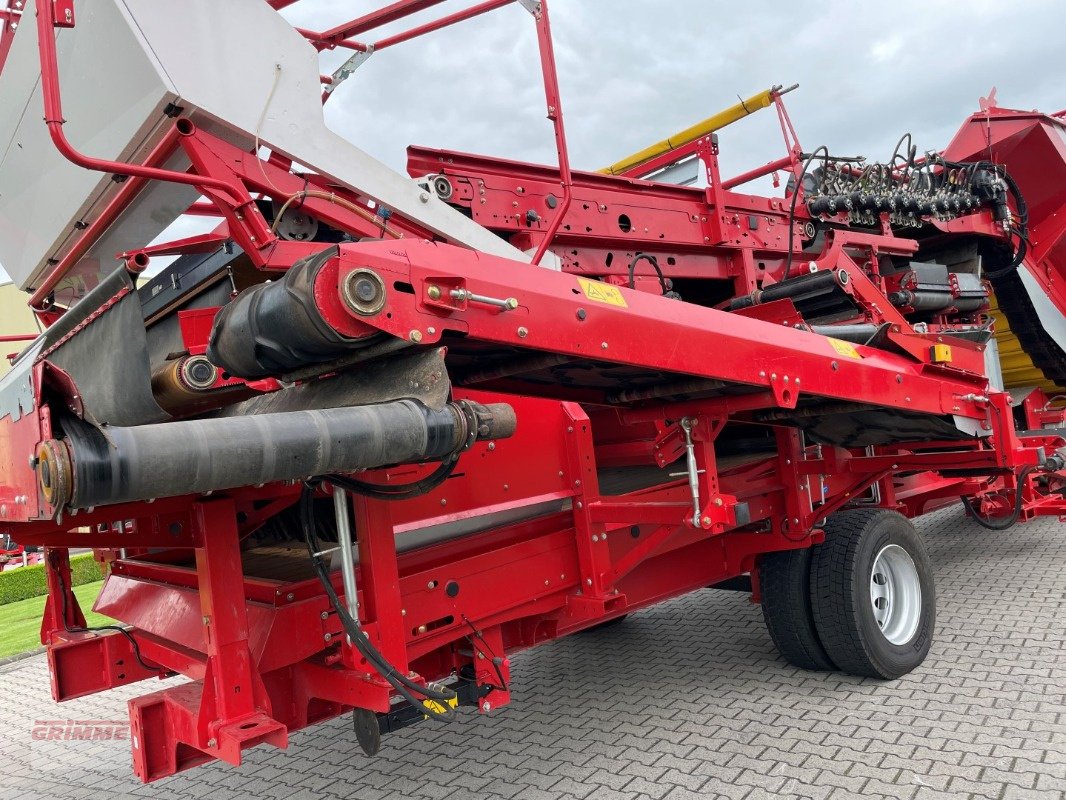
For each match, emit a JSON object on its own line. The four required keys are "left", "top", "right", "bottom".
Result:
{"left": 869, "top": 544, "right": 922, "bottom": 645}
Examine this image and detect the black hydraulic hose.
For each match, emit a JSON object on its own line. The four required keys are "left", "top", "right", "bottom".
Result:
{"left": 326, "top": 457, "right": 457, "bottom": 500}
{"left": 960, "top": 466, "right": 1036, "bottom": 531}
{"left": 299, "top": 484, "right": 457, "bottom": 721}
{"left": 784, "top": 146, "right": 829, "bottom": 278}
{"left": 627, "top": 253, "right": 671, "bottom": 296}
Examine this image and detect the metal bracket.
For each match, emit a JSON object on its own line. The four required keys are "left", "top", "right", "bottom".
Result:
{"left": 517, "top": 0, "right": 542, "bottom": 16}
{"left": 325, "top": 44, "right": 375, "bottom": 95}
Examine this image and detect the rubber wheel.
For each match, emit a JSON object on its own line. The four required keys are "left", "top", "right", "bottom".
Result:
{"left": 810, "top": 509, "right": 935, "bottom": 679}
{"left": 759, "top": 548, "right": 835, "bottom": 671}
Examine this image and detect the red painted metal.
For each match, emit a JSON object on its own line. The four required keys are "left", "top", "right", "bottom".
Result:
{"left": 0, "top": 0, "right": 1061, "bottom": 784}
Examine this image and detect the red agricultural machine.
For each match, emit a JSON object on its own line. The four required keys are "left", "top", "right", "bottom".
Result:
{"left": 0, "top": 0, "right": 1063, "bottom": 782}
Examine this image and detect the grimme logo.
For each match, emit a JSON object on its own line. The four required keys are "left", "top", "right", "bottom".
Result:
{"left": 31, "top": 719, "right": 129, "bottom": 741}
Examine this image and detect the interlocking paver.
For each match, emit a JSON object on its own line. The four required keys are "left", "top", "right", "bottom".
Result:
{"left": 0, "top": 506, "right": 1062, "bottom": 800}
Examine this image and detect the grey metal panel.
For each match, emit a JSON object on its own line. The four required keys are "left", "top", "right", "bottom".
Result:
{"left": 0, "top": 0, "right": 181, "bottom": 290}
{"left": 119, "top": 0, "right": 529, "bottom": 264}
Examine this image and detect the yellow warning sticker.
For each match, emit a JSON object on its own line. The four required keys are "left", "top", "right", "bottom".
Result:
{"left": 577, "top": 277, "right": 628, "bottom": 308}
{"left": 827, "top": 338, "right": 862, "bottom": 359}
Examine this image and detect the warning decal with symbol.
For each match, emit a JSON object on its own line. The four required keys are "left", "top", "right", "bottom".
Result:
{"left": 576, "top": 277, "right": 628, "bottom": 308}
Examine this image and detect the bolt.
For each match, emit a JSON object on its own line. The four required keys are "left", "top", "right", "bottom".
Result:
{"left": 601, "top": 341, "right": 608, "bottom": 350}
{"left": 417, "top": 624, "right": 427, "bottom": 634}
{"left": 701, "top": 516, "right": 711, "bottom": 526}
{"left": 482, "top": 701, "right": 492, "bottom": 712}
{"left": 544, "top": 579, "right": 549, "bottom": 585}
{"left": 207, "top": 738, "right": 217, "bottom": 749}
{"left": 286, "top": 592, "right": 294, "bottom": 601}
{"left": 427, "top": 327, "right": 436, "bottom": 335}
{"left": 419, "top": 191, "right": 430, "bottom": 202}
{"left": 517, "top": 326, "right": 529, "bottom": 338}
{"left": 488, "top": 441, "right": 496, "bottom": 451}
{"left": 320, "top": 611, "right": 329, "bottom": 620}
{"left": 409, "top": 330, "right": 423, "bottom": 343}
{"left": 714, "top": 497, "right": 723, "bottom": 506}
{"left": 586, "top": 578, "right": 593, "bottom": 586}
{"left": 440, "top": 498, "right": 447, "bottom": 506}
{"left": 592, "top": 535, "right": 599, "bottom": 542}
{"left": 324, "top": 632, "right": 332, "bottom": 642}
{"left": 202, "top": 615, "right": 210, "bottom": 626}
{"left": 576, "top": 501, "right": 583, "bottom": 509}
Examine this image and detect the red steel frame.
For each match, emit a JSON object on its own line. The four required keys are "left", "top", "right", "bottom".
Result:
{"left": 0, "top": 0, "right": 1063, "bottom": 783}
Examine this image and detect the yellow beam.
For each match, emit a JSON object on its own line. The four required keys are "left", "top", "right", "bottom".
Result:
{"left": 599, "top": 85, "right": 784, "bottom": 177}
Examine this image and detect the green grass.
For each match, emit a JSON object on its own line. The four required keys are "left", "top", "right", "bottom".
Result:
{"left": 0, "top": 580, "right": 115, "bottom": 659}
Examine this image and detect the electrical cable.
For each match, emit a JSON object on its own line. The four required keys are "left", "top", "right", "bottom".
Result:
{"left": 55, "top": 569, "right": 163, "bottom": 674}
{"left": 271, "top": 189, "right": 399, "bottom": 239}
{"left": 460, "top": 614, "right": 509, "bottom": 693}
{"left": 299, "top": 484, "right": 457, "bottom": 721}
{"left": 254, "top": 63, "right": 285, "bottom": 196}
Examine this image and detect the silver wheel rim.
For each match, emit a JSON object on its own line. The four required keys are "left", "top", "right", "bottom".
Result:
{"left": 869, "top": 544, "right": 921, "bottom": 645}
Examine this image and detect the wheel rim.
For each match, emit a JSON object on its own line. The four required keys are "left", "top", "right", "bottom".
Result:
{"left": 869, "top": 544, "right": 922, "bottom": 645}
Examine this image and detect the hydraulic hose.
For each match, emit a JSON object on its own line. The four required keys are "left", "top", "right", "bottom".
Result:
{"left": 960, "top": 466, "right": 1036, "bottom": 531}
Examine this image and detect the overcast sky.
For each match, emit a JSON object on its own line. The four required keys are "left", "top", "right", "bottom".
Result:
{"left": 5, "top": 0, "right": 1066, "bottom": 280}
{"left": 298, "top": 0, "right": 1066, "bottom": 179}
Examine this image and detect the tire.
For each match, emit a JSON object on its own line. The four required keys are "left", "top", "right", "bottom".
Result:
{"left": 810, "top": 509, "right": 935, "bottom": 679}
{"left": 759, "top": 548, "right": 835, "bottom": 671}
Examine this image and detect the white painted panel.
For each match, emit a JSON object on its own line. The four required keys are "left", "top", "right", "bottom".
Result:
{"left": 0, "top": 0, "right": 181, "bottom": 290}
{"left": 119, "top": 0, "right": 529, "bottom": 264}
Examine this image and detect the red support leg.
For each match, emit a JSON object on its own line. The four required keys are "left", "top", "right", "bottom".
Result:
{"left": 128, "top": 500, "right": 286, "bottom": 782}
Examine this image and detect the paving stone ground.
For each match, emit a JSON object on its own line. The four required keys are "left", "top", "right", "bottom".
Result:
{"left": 0, "top": 505, "right": 1063, "bottom": 800}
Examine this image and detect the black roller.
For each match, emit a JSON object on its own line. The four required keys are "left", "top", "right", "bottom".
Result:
{"left": 729, "top": 269, "right": 857, "bottom": 324}
{"left": 44, "top": 399, "right": 516, "bottom": 509}
{"left": 207, "top": 246, "right": 378, "bottom": 379}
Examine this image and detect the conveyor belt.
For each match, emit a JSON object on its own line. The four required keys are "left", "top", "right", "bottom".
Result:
{"left": 990, "top": 274, "right": 1065, "bottom": 392}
